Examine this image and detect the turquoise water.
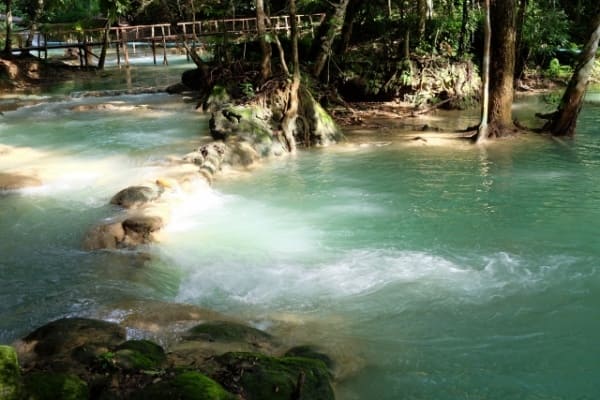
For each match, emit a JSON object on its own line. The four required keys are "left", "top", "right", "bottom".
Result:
{"left": 1, "top": 72, "right": 599, "bottom": 399}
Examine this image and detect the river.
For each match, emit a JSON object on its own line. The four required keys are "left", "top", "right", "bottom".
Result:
{"left": 1, "top": 58, "right": 599, "bottom": 399}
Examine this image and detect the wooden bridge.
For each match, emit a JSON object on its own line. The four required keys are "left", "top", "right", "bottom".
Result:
{"left": 5, "top": 13, "right": 325, "bottom": 68}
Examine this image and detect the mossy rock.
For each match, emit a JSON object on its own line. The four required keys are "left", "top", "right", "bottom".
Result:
{"left": 215, "top": 352, "right": 334, "bottom": 400}
{"left": 185, "top": 321, "right": 272, "bottom": 344}
{"left": 0, "top": 346, "right": 22, "bottom": 400}
{"left": 133, "top": 371, "right": 235, "bottom": 400}
{"left": 284, "top": 345, "right": 335, "bottom": 371}
{"left": 22, "top": 318, "right": 126, "bottom": 359}
{"left": 23, "top": 372, "right": 88, "bottom": 400}
{"left": 113, "top": 340, "right": 166, "bottom": 370}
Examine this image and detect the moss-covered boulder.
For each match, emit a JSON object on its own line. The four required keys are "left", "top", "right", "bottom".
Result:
{"left": 113, "top": 340, "right": 166, "bottom": 371}
{"left": 214, "top": 352, "right": 334, "bottom": 400}
{"left": 21, "top": 318, "right": 126, "bottom": 361}
{"left": 284, "top": 345, "right": 335, "bottom": 371}
{"left": 0, "top": 346, "right": 22, "bottom": 400}
{"left": 133, "top": 371, "right": 236, "bottom": 400}
{"left": 185, "top": 321, "right": 273, "bottom": 344}
{"left": 23, "top": 372, "right": 88, "bottom": 400}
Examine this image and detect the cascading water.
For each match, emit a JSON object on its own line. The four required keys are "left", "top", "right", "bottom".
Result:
{"left": 1, "top": 63, "right": 599, "bottom": 399}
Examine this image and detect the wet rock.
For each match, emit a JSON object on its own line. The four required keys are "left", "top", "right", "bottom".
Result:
{"left": 113, "top": 340, "right": 166, "bottom": 370}
{"left": 21, "top": 318, "right": 126, "bottom": 361}
{"left": 122, "top": 215, "right": 165, "bottom": 244}
{"left": 110, "top": 185, "right": 161, "bottom": 209}
{"left": 0, "top": 172, "right": 42, "bottom": 191}
{"left": 284, "top": 345, "right": 335, "bottom": 371}
{"left": 132, "top": 371, "right": 236, "bottom": 400}
{"left": 214, "top": 352, "right": 334, "bottom": 400}
{"left": 23, "top": 372, "right": 88, "bottom": 400}
{"left": 82, "top": 222, "right": 125, "bottom": 251}
{"left": 185, "top": 321, "right": 273, "bottom": 344}
{"left": 0, "top": 346, "right": 21, "bottom": 400}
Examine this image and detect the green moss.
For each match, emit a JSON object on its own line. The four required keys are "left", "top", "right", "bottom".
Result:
{"left": 284, "top": 345, "right": 335, "bottom": 370}
{"left": 186, "top": 321, "right": 272, "bottom": 343}
{"left": 134, "top": 371, "right": 235, "bottom": 400}
{"left": 0, "top": 346, "right": 21, "bottom": 400}
{"left": 216, "top": 352, "right": 334, "bottom": 400}
{"left": 113, "top": 340, "right": 166, "bottom": 370}
{"left": 24, "top": 372, "right": 88, "bottom": 400}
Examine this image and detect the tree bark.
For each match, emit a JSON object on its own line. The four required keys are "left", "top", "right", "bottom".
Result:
{"left": 543, "top": 13, "right": 600, "bottom": 137}
{"left": 256, "top": 0, "right": 272, "bottom": 82}
{"left": 312, "top": 0, "right": 350, "bottom": 78}
{"left": 339, "top": 0, "right": 360, "bottom": 55}
{"left": 281, "top": 0, "right": 300, "bottom": 153}
{"left": 514, "top": 0, "right": 528, "bottom": 83}
{"left": 477, "top": 0, "right": 491, "bottom": 142}
{"left": 487, "top": 0, "right": 517, "bottom": 134}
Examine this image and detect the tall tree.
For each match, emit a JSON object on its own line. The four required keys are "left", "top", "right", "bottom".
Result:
{"left": 312, "top": 0, "right": 350, "bottom": 78}
{"left": 485, "top": 0, "right": 517, "bottom": 137}
{"left": 541, "top": 12, "right": 600, "bottom": 136}
{"left": 256, "top": 0, "right": 272, "bottom": 82}
{"left": 477, "top": 0, "right": 491, "bottom": 142}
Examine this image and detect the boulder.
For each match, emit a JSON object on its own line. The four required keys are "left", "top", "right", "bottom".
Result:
{"left": 185, "top": 321, "right": 273, "bottom": 345}
{"left": 132, "top": 371, "right": 236, "bottom": 400}
{"left": 121, "top": 215, "right": 165, "bottom": 245}
{"left": 21, "top": 318, "right": 126, "bottom": 361}
{"left": 110, "top": 185, "right": 161, "bottom": 209}
{"left": 112, "top": 340, "right": 166, "bottom": 370}
{"left": 23, "top": 372, "right": 88, "bottom": 400}
{"left": 284, "top": 345, "right": 335, "bottom": 371}
{"left": 214, "top": 352, "right": 334, "bottom": 400}
{"left": 0, "top": 346, "right": 21, "bottom": 400}
{"left": 82, "top": 222, "right": 125, "bottom": 251}
{"left": 0, "top": 172, "right": 42, "bottom": 191}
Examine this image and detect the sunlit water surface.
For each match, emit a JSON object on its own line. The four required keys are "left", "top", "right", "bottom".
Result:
{"left": 1, "top": 66, "right": 599, "bottom": 399}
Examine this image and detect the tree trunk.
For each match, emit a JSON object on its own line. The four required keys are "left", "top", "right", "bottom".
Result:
{"left": 417, "top": 0, "right": 427, "bottom": 44}
{"left": 339, "top": 0, "right": 360, "bottom": 55}
{"left": 543, "top": 13, "right": 600, "bottom": 137}
{"left": 514, "top": 0, "right": 528, "bottom": 84}
{"left": 458, "top": 0, "right": 470, "bottom": 56}
{"left": 312, "top": 0, "right": 350, "bottom": 78}
{"left": 281, "top": 0, "right": 300, "bottom": 153}
{"left": 256, "top": 0, "right": 272, "bottom": 82}
{"left": 97, "top": 23, "right": 110, "bottom": 69}
{"left": 487, "top": 0, "right": 517, "bottom": 135}
{"left": 3, "top": 0, "right": 13, "bottom": 54}
{"left": 477, "top": 0, "right": 491, "bottom": 142}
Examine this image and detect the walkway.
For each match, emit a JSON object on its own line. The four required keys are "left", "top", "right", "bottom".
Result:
{"left": 5, "top": 13, "right": 325, "bottom": 67}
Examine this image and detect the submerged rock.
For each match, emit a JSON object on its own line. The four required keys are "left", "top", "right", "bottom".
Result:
{"left": 0, "top": 346, "right": 21, "bottom": 400}
{"left": 214, "top": 352, "right": 334, "bottom": 400}
{"left": 0, "top": 172, "right": 42, "bottom": 191}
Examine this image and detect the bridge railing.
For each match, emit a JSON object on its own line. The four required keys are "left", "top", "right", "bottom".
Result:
{"left": 177, "top": 13, "right": 325, "bottom": 39}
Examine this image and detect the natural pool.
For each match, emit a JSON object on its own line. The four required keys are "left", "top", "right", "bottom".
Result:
{"left": 1, "top": 63, "right": 599, "bottom": 399}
